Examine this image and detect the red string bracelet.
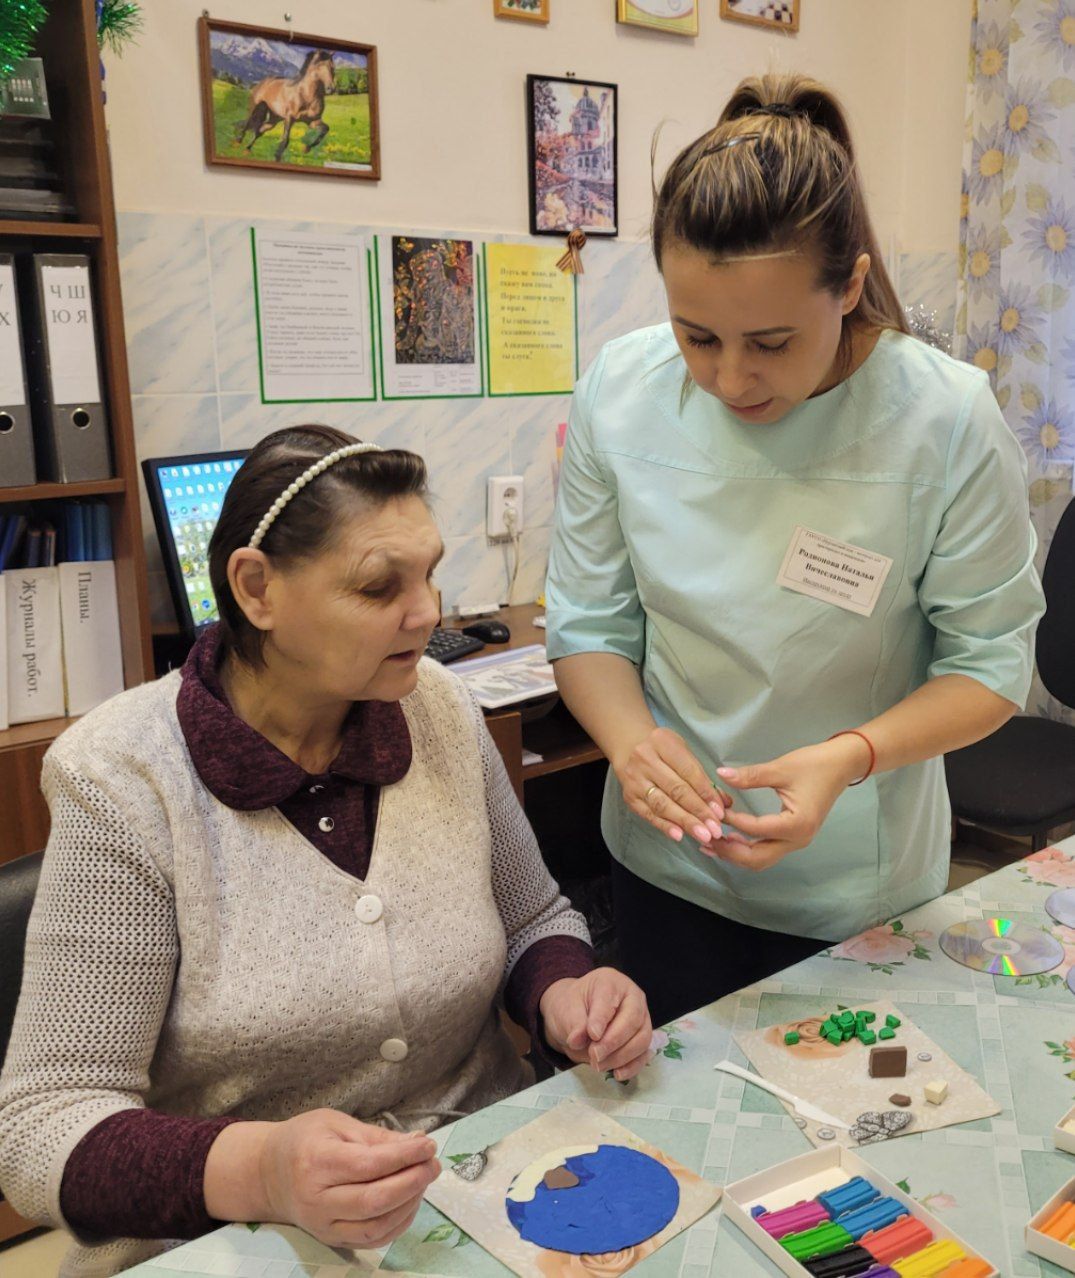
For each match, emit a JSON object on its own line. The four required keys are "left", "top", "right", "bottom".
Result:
{"left": 828, "top": 730, "right": 876, "bottom": 786}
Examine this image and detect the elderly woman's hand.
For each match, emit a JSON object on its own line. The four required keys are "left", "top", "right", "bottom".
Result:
{"left": 539, "top": 968, "right": 653, "bottom": 1081}
{"left": 201, "top": 1109, "right": 439, "bottom": 1247}
{"left": 256, "top": 1109, "right": 441, "bottom": 1249}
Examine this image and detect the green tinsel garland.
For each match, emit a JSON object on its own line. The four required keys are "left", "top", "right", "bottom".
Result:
{"left": 97, "top": 0, "right": 141, "bottom": 54}
{"left": 0, "top": 0, "right": 48, "bottom": 78}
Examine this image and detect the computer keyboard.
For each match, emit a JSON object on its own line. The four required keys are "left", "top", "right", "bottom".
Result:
{"left": 424, "top": 627, "right": 486, "bottom": 664}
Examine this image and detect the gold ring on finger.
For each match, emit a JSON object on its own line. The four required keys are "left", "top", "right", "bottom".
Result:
{"left": 644, "top": 784, "right": 660, "bottom": 805}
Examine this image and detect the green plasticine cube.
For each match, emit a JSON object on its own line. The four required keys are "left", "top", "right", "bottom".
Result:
{"left": 878, "top": 1026, "right": 896, "bottom": 1040}
{"left": 784, "top": 1031, "right": 800, "bottom": 1046}
{"left": 886, "top": 1014, "right": 901, "bottom": 1029}
{"left": 862, "top": 1011, "right": 876, "bottom": 1023}
{"left": 838, "top": 1011, "right": 855, "bottom": 1028}
{"left": 859, "top": 1029, "right": 877, "bottom": 1045}
{"left": 841, "top": 1027, "right": 854, "bottom": 1041}
{"left": 825, "top": 1031, "right": 842, "bottom": 1046}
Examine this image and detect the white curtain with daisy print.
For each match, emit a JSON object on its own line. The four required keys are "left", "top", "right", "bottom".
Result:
{"left": 955, "top": 0, "right": 1075, "bottom": 725}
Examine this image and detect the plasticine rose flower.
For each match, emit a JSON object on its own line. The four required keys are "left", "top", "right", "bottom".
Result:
{"left": 764, "top": 1016, "right": 850, "bottom": 1059}
{"left": 831, "top": 926, "right": 916, "bottom": 965}
{"left": 649, "top": 1029, "right": 670, "bottom": 1054}
{"left": 1023, "top": 848, "right": 1075, "bottom": 887}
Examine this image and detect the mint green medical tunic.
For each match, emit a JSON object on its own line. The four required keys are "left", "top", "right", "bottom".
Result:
{"left": 546, "top": 325, "right": 1043, "bottom": 940}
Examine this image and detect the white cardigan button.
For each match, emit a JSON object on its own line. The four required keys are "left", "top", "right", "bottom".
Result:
{"left": 380, "top": 1037, "right": 408, "bottom": 1062}
{"left": 318, "top": 817, "right": 334, "bottom": 833}
{"left": 354, "top": 894, "right": 383, "bottom": 924}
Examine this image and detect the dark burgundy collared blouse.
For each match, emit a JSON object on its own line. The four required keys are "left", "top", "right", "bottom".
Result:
{"left": 58, "top": 626, "right": 594, "bottom": 1241}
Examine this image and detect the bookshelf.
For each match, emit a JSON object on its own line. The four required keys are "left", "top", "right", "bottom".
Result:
{"left": 0, "top": 0, "right": 152, "bottom": 867}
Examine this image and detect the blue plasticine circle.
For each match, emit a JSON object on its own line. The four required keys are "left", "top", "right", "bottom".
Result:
{"left": 505, "top": 1144, "right": 680, "bottom": 1255}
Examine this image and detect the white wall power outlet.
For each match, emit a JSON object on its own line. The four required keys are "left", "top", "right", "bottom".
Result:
{"left": 487, "top": 475, "right": 524, "bottom": 539}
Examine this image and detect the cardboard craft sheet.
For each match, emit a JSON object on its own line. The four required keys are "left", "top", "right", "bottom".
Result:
{"left": 735, "top": 999, "right": 999, "bottom": 1149}
{"left": 424, "top": 1099, "right": 721, "bottom": 1277}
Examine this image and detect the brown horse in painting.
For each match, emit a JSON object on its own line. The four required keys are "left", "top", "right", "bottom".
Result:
{"left": 236, "top": 49, "right": 336, "bottom": 163}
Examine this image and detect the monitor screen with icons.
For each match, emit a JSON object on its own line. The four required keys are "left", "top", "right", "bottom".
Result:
{"left": 142, "top": 451, "right": 250, "bottom": 638}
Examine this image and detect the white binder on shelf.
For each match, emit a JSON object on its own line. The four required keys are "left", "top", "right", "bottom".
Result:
{"left": 20, "top": 253, "right": 112, "bottom": 483}
{"left": 58, "top": 559, "right": 123, "bottom": 715}
{"left": 5, "top": 566, "right": 64, "bottom": 724}
{"left": 0, "top": 252, "right": 36, "bottom": 487}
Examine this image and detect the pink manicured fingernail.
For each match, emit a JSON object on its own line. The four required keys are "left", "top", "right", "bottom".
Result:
{"left": 717, "top": 767, "right": 737, "bottom": 779}
{"left": 693, "top": 824, "right": 711, "bottom": 843}
{"left": 706, "top": 819, "right": 723, "bottom": 838}
{"left": 669, "top": 825, "right": 683, "bottom": 842}
{"left": 709, "top": 801, "right": 725, "bottom": 820}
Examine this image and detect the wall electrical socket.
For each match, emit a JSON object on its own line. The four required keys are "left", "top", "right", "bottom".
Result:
{"left": 487, "top": 475, "right": 524, "bottom": 539}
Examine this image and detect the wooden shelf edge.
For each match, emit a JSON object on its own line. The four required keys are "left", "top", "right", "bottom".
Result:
{"left": 0, "top": 716, "right": 75, "bottom": 753}
{"left": 523, "top": 743, "right": 605, "bottom": 782}
{"left": 0, "top": 477, "right": 126, "bottom": 504}
{"left": 0, "top": 219, "right": 102, "bottom": 239}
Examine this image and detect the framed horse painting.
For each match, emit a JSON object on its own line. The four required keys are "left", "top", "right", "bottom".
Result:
{"left": 198, "top": 17, "right": 381, "bottom": 180}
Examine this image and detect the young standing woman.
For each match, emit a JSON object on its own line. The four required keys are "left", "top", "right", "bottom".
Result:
{"left": 546, "top": 73, "right": 1044, "bottom": 1027}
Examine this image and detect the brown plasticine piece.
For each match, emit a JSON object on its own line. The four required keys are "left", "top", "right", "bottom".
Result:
{"left": 543, "top": 1165, "right": 580, "bottom": 1190}
{"left": 868, "top": 1045, "right": 907, "bottom": 1078}
{"left": 889, "top": 1093, "right": 912, "bottom": 1107}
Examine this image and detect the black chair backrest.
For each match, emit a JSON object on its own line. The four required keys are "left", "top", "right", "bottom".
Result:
{"left": 1039, "top": 496, "right": 1075, "bottom": 710}
{"left": 0, "top": 852, "right": 43, "bottom": 1070}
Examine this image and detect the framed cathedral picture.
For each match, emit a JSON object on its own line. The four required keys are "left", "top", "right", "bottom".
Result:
{"left": 616, "top": 0, "right": 699, "bottom": 38}
{"left": 719, "top": 0, "right": 800, "bottom": 33}
{"left": 526, "top": 74, "right": 618, "bottom": 237}
{"left": 198, "top": 16, "right": 381, "bottom": 180}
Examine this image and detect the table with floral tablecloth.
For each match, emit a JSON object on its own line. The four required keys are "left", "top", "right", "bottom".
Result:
{"left": 123, "top": 834, "right": 1075, "bottom": 1277}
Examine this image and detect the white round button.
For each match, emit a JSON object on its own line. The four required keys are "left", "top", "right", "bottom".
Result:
{"left": 309, "top": 784, "right": 325, "bottom": 795}
{"left": 354, "top": 894, "right": 383, "bottom": 924}
{"left": 380, "top": 1037, "right": 408, "bottom": 1062}
{"left": 318, "top": 816, "right": 334, "bottom": 833}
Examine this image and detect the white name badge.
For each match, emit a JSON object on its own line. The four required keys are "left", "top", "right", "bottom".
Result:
{"left": 776, "top": 525, "right": 894, "bottom": 617}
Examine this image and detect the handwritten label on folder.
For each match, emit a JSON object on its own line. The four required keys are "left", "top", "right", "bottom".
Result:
{"left": 776, "top": 526, "right": 894, "bottom": 618}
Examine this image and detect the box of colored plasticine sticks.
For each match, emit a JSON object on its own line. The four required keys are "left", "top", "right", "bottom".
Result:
{"left": 724, "top": 1146, "right": 997, "bottom": 1277}
{"left": 1028, "top": 1173, "right": 1075, "bottom": 1272}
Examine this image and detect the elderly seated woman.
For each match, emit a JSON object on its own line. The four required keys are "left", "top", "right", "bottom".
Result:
{"left": 0, "top": 426, "right": 652, "bottom": 1277}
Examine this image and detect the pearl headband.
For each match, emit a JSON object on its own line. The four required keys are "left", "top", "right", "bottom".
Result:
{"left": 248, "top": 443, "right": 383, "bottom": 550}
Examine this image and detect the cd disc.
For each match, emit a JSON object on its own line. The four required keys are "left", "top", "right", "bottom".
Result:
{"left": 939, "top": 918, "right": 1064, "bottom": 976}
{"left": 1047, "top": 888, "right": 1075, "bottom": 929}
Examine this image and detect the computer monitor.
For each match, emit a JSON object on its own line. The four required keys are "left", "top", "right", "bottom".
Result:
{"left": 142, "top": 450, "right": 250, "bottom": 639}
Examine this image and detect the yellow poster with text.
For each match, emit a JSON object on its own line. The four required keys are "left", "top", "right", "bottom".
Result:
{"left": 485, "top": 243, "right": 577, "bottom": 396}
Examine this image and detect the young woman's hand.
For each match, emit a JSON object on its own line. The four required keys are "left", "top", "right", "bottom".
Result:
{"left": 613, "top": 726, "right": 733, "bottom": 847}
{"left": 709, "top": 735, "right": 872, "bottom": 871}
{"left": 256, "top": 1109, "right": 440, "bottom": 1250}
{"left": 539, "top": 967, "right": 653, "bottom": 1081}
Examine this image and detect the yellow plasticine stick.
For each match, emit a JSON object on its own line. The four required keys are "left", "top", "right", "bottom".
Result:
{"left": 894, "top": 1239, "right": 965, "bottom": 1277}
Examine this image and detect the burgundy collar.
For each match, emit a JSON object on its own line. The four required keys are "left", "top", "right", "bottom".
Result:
{"left": 176, "top": 625, "right": 412, "bottom": 811}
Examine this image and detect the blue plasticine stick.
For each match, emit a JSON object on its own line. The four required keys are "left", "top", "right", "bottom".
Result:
{"left": 817, "top": 1177, "right": 880, "bottom": 1218}
{"left": 834, "top": 1196, "right": 908, "bottom": 1241}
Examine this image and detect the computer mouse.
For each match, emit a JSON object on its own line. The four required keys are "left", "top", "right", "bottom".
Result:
{"left": 462, "top": 620, "right": 511, "bottom": 643}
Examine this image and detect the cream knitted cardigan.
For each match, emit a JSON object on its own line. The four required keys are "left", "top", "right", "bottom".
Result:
{"left": 0, "top": 657, "right": 590, "bottom": 1277}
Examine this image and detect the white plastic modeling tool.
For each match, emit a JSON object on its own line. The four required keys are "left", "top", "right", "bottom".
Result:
{"left": 713, "top": 1059, "right": 850, "bottom": 1130}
